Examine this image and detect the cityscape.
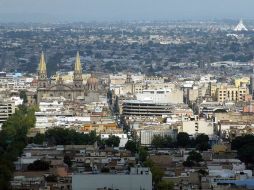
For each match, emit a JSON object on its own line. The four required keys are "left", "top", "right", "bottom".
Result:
{"left": 1, "top": 1, "right": 254, "bottom": 190}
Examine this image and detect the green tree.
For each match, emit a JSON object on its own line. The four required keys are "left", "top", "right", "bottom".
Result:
{"left": 45, "top": 128, "right": 98, "bottom": 145}
{"left": 158, "top": 180, "right": 174, "bottom": 190}
{"left": 45, "top": 175, "right": 57, "bottom": 182}
{"left": 125, "top": 140, "right": 137, "bottom": 154}
{"left": 64, "top": 155, "right": 72, "bottom": 168}
{"left": 27, "top": 160, "right": 49, "bottom": 171}
{"left": 105, "top": 135, "right": 120, "bottom": 147}
{"left": 177, "top": 132, "right": 190, "bottom": 148}
{"left": 89, "top": 130, "right": 99, "bottom": 144}
{"left": 19, "top": 90, "right": 28, "bottom": 104}
{"left": 0, "top": 160, "right": 13, "bottom": 189}
{"left": 231, "top": 135, "right": 254, "bottom": 164}
{"left": 113, "top": 96, "right": 120, "bottom": 114}
{"left": 107, "top": 90, "right": 113, "bottom": 105}
{"left": 152, "top": 165, "right": 164, "bottom": 188}
{"left": 144, "top": 159, "right": 164, "bottom": 189}
{"left": 152, "top": 135, "right": 165, "bottom": 149}
{"left": 183, "top": 151, "right": 203, "bottom": 167}
{"left": 151, "top": 135, "right": 173, "bottom": 149}
{"left": 195, "top": 134, "right": 210, "bottom": 151}
{"left": 231, "top": 135, "right": 254, "bottom": 150}
{"left": 33, "top": 133, "right": 45, "bottom": 144}
{"left": 163, "top": 136, "right": 173, "bottom": 148}
{"left": 139, "top": 147, "right": 148, "bottom": 162}
{"left": 238, "top": 144, "right": 254, "bottom": 164}
{"left": 0, "top": 105, "right": 36, "bottom": 189}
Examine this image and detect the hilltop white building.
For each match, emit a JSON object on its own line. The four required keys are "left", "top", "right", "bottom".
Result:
{"left": 234, "top": 19, "right": 248, "bottom": 32}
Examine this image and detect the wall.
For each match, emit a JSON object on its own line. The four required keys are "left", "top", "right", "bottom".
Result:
{"left": 180, "top": 120, "right": 214, "bottom": 135}
{"left": 72, "top": 173, "right": 152, "bottom": 190}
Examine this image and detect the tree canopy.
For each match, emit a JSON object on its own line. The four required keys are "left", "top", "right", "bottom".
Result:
{"left": 183, "top": 150, "right": 203, "bottom": 167}
{"left": 104, "top": 135, "right": 120, "bottom": 147}
{"left": 144, "top": 159, "right": 164, "bottom": 189}
{"left": 195, "top": 134, "right": 210, "bottom": 151}
{"left": 139, "top": 147, "right": 148, "bottom": 162}
{"left": 231, "top": 135, "right": 254, "bottom": 164}
{"left": 45, "top": 128, "right": 98, "bottom": 145}
{"left": 0, "top": 105, "right": 36, "bottom": 189}
{"left": 158, "top": 180, "right": 174, "bottom": 190}
{"left": 19, "top": 90, "right": 28, "bottom": 104}
{"left": 151, "top": 135, "right": 172, "bottom": 149}
{"left": 125, "top": 140, "right": 137, "bottom": 154}
{"left": 27, "top": 160, "right": 49, "bottom": 171}
{"left": 177, "top": 132, "right": 190, "bottom": 148}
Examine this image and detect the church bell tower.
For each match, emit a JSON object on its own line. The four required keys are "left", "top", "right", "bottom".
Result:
{"left": 73, "top": 52, "right": 83, "bottom": 88}
{"left": 38, "top": 52, "right": 48, "bottom": 88}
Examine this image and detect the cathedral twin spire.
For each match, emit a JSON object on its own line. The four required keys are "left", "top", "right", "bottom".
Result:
{"left": 38, "top": 51, "right": 82, "bottom": 78}
{"left": 37, "top": 51, "right": 97, "bottom": 91}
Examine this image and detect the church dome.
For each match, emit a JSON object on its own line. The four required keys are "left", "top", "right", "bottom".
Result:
{"left": 87, "top": 74, "right": 98, "bottom": 91}
{"left": 87, "top": 75, "right": 98, "bottom": 85}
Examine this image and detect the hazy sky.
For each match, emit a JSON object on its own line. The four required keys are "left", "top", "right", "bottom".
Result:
{"left": 0, "top": 0, "right": 253, "bottom": 22}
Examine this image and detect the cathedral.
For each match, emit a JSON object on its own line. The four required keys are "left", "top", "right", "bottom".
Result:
{"left": 37, "top": 52, "right": 99, "bottom": 103}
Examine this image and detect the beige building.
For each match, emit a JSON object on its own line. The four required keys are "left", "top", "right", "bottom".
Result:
{"left": 179, "top": 118, "right": 214, "bottom": 136}
{"left": 215, "top": 84, "right": 249, "bottom": 102}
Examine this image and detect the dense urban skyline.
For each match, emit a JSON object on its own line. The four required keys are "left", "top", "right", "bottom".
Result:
{"left": 0, "top": 0, "right": 254, "bottom": 22}
{"left": 1, "top": 1, "right": 254, "bottom": 189}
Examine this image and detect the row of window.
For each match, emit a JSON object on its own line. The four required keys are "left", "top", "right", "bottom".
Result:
{"left": 219, "top": 90, "right": 246, "bottom": 93}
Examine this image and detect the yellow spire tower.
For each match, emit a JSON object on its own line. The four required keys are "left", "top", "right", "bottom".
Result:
{"left": 37, "top": 51, "right": 48, "bottom": 89}
{"left": 74, "top": 51, "right": 82, "bottom": 73}
{"left": 38, "top": 51, "right": 47, "bottom": 73}
{"left": 73, "top": 51, "right": 83, "bottom": 88}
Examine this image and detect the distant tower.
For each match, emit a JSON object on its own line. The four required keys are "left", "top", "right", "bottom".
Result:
{"left": 126, "top": 72, "right": 132, "bottom": 84}
{"left": 38, "top": 52, "right": 48, "bottom": 88}
{"left": 73, "top": 52, "right": 83, "bottom": 88}
{"left": 234, "top": 19, "right": 248, "bottom": 32}
{"left": 250, "top": 70, "right": 254, "bottom": 99}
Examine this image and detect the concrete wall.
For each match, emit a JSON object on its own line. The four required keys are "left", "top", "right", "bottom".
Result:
{"left": 72, "top": 173, "right": 152, "bottom": 190}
